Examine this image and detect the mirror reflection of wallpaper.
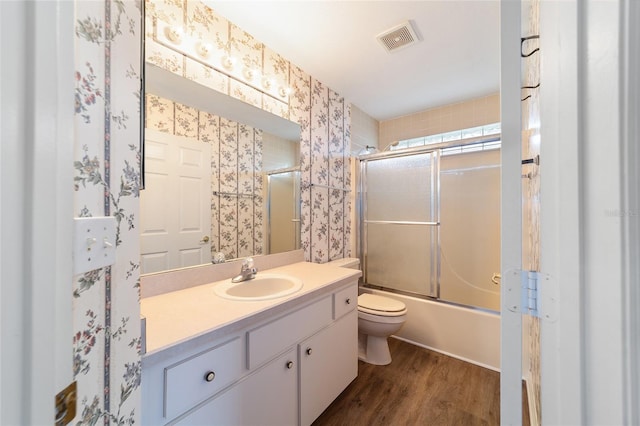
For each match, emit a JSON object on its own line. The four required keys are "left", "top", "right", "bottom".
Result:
{"left": 145, "top": 0, "right": 352, "bottom": 264}
{"left": 145, "top": 93, "right": 264, "bottom": 261}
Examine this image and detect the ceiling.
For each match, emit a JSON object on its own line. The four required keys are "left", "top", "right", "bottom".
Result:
{"left": 209, "top": 1, "right": 500, "bottom": 122}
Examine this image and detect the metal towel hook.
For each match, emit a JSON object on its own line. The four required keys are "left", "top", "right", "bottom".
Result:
{"left": 521, "top": 35, "right": 540, "bottom": 57}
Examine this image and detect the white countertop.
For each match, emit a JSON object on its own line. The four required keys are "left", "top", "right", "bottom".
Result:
{"left": 141, "top": 261, "right": 361, "bottom": 363}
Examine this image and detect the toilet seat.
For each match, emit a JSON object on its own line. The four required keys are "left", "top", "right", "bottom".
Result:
{"left": 358, "top": 294, "right": 407, "bottom": 317}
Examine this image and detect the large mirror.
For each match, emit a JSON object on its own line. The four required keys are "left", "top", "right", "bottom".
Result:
{"left": 140, "top": 64, "right": 301, "bottom": 275}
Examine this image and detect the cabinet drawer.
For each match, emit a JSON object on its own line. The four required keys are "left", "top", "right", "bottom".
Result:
{"left": 174, "top": 348, "right": 298, "bottom": 426}
{"left": 247, "top": 296, "right": 332, "bottom": 369}
{"left": 164, "top": 337, "right": 243, "bottom": 420}
{"left": 333, "top": 284, "right": 358, "bottom": 319}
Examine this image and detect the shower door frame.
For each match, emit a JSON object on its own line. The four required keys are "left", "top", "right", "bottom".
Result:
{"left": 360, "top": 147, "right": 441, "bottom": 299}
{"left": 358, "top": 136, "right": 501, "bottom": 302}
{"left": 266, "top": 166, "right": 301, "bottom": 255}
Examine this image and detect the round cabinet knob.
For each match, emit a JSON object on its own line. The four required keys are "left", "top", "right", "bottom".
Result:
{"left": 346, "top": 298, "right": 351, "bottom": 305}
{"left": 204, "top": 371, "right": 215, "bottom": 382}
{"left": 306, "top": 347, "right": 313, "bottom": 356}
{"left": 286, "top": 361, "right": 294, "bottom": 369}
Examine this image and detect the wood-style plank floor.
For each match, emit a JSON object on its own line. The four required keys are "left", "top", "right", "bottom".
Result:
{"left": 314, "top": 338, "right": 529, "bottom": 426}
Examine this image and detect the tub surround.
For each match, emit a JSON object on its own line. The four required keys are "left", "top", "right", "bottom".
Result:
{"left": 362, "top": 288, "right": 500, "bottom": 371}
{"left": 141, "top": 257, "right": 360, "bottom": 361}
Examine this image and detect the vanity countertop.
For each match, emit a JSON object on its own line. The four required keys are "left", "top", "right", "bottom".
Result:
{"left": 141, "top": 261, "right": 361, "bottom": 364}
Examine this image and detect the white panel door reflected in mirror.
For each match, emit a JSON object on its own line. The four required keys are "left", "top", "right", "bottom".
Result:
{"left": 140, "top": 130, "right": 212, "bottom": 274}
{"left": 141, "top": 103, "right": 301, "bottom": 275}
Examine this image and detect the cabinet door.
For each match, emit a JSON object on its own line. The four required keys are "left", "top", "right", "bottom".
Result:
{"left": 299, "top": 310, "right": 358, "bottom": 425}
{"left": 174, "top": 348, "right": 298, "bottom": 425}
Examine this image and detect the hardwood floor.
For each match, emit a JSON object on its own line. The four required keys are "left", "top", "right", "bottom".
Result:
{"left": 314, "top": 338, "right": 529, "bottom": 426}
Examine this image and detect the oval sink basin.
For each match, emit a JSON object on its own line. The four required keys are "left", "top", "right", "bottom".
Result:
{"left": 214, "top": 273, "right": 303, "bottom": 301}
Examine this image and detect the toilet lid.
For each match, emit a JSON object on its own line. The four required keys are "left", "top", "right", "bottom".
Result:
{"left": 358, "top": 294, "right": 406, "bottom": 313}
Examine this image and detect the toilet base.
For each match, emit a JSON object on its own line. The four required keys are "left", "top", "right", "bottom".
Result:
{"left": 358, "top": 332, "right": 392, "bottom": 365}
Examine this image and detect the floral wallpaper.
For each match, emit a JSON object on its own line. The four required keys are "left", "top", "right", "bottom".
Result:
{"left": 289, "top": 63, "right": 313, "bottom": 258}
{"left": 145, "top": 0, "right": 352, "bottom": 263}
{"left": 73, "top": 0, "right": 142, "bottom": 424}
{"left": 68, "top": 0, "right": 351, "bottom": 423}
{"left": 145, "top": 93, "right": 265, "bottom": 261}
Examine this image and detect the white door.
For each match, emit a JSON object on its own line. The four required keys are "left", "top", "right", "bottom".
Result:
{"left": 1, "top": 1, "right": 75, "bottom": 423}
{"left": 499, "top": 0, "right": 524, "bottom": 424}
{"left": 537, "top": 1, "right": 640, "bottom": 424}
{"left": 140, "top": 130, "right": 211, "bottom": 273}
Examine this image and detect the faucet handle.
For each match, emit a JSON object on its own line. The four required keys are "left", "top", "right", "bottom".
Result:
{"left": 212, "top": 252, "right": 226, "bottom": 264}
{"left": 242, "top": 257, "right": 254, "bottom": 270}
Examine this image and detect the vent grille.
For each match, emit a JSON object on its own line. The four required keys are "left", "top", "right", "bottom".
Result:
{"left": 377, "top": 21, "right": 419, "bottom": 52}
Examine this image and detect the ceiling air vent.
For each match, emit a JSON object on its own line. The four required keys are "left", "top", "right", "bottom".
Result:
{"left": 376, "top": 21, "right": 419, "bottom": 53}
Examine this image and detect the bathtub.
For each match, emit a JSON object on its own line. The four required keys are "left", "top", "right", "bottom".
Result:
{"left": 361, "top": 287, "right": 500, "bottom": 371}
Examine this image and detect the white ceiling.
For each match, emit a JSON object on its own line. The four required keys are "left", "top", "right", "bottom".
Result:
{"left": 209, "top": 1, "right": 500, "bottom": 122}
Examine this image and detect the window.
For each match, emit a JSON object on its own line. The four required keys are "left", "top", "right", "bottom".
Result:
{"left": 391, "top": 122, "right": 501, "bottom": 152}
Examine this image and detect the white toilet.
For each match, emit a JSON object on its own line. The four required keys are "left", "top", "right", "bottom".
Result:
{"left": 357, "top": 293, "right": 407, "bottom": 365}
{"left": 328, "top": 258, "right": 407, "bottom": 366}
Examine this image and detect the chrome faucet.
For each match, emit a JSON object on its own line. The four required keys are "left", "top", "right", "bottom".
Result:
{"left": 231, "top": 257, "right": 257, "bottom": 283}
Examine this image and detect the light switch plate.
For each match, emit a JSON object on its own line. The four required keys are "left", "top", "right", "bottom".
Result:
{"left": 73, "top": 217, "right": 117, "bottom": 275}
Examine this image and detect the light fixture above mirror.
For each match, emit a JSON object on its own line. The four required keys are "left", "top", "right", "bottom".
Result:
{"left": 155, "top": 20, "right": 291, "bottom": 103}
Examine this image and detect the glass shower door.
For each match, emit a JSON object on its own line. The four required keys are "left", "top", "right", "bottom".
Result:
{"left": 439, "top": 149, "right": 501, "bottom": 311}
{"left": 362, "top": 151, "right": 439, "bottom": 298}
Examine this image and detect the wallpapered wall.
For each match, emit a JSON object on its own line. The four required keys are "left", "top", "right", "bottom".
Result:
{"left": 73, "top": 0, "right": 142, "bottom": 424}
{"left": 70, "top": 0, "right": 351, "bottom": 423}
{"left": 145, "top": 0, "right": 352, "bottom": 264}
{"left": 145, "top": 93, "right": 265, "bottom": 261}
{"left": 522, "top": 0, "right": 541, "bottom": 423}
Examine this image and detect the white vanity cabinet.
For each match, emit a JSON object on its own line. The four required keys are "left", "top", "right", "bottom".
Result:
{"left": 142, "top": 279, "right": 358, "bottom": 426}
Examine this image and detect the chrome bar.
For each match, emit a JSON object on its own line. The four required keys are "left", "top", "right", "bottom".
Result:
{"left": 433, "top": 150, "right": 441, "bottom": 299}
{"left": 364, "top": 220, "right": 440, "bottom": 226}
{"left": 266, "top": 175, "right": 272, "bottom": 254}
{"left": 310, "top": 183, "right": 351, "bottom": 192}
{"left": 266, "top": 165, "right": 301, "bottom": 175}
{"left": 294, "top": 171, "right": 301, "bottom": 250}
{"left": 358, "top": 135, "right": 501, "bottom": 161}
{"left": 213, "top": 191, "right": 256, "bottom": 198}
{"left": 361, "top": 159, "right": 368, "bottom": 283}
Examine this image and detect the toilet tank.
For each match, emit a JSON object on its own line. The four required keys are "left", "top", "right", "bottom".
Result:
{"left": 327, "top": 257, "right": 360, "bottom": 269}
